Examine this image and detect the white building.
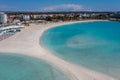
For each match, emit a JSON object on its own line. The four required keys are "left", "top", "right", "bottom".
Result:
{"left": 13, "top": 19, "right": 21, "bottom": 24}
{"left": 23, "top": 15, "right": 30, "bottom": 20}
{"left": 82, "top": 13, "right": 91, "bottom": 17}
{"left": 0, "top": 12, "right": 7, "bottom": 24}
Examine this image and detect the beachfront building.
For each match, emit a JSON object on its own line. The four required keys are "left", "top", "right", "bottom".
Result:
{"left": 114, "top": 13, "right": 120, "bottom": 18}
{"left": 0, "top": 12, "right": 7, "bottom": 24}
{"left": 110, "top": 12, "right": 120, "bottom": 21}
{"left": 23, "top": 15, "right": 30, "bottom": 21}
{"left": 13, "top": 19, "right": 21, "bottom": 24}
{"left": 3, "top": 11, "right": 115, "bottom": 23}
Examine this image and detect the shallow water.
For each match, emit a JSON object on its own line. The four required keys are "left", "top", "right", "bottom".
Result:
{"left": 41, "top": 21, "right": 120, "bottom": 79}
{"left": 0, "top": 53, "right": 70, "bottom": 80}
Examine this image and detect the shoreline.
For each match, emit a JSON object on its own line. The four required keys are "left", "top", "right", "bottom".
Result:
{"left": 0, "top": 20, "right": 116, "bottom": 80}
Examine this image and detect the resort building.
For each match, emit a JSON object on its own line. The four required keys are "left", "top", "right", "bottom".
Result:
{"left": 0, "top": 11, "right": 115, "bottom": 24}
{"left": 23, "top": 15, "right": 30, "bottom": 21}
{"left": 109, "top": 12, "right": 120, "bottom": 21}
{"left": 114, "top": 13, "right": 120, "bottom": 18}
{"left": 0, "top": 12, "right": 7, "bottom": 24}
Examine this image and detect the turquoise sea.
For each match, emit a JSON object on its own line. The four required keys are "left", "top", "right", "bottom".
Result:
{"left": 41, "top": 21, "right": 120, "bottom": 79}
{"left": 0, "top": 53, "right": 70, "bottom": 80}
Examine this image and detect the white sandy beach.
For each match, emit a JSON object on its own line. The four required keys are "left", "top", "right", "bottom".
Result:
{"left": 0, "top": 20, "right": 116, "bottom": 80}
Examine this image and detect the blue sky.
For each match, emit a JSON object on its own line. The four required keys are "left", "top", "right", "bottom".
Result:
{"left": 0, "top": 0, "right": 120, "bottom": 11}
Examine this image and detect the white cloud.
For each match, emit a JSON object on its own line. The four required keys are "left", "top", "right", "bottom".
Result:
{"left": 41, "top": 4, "right": 83, "bottom": 11}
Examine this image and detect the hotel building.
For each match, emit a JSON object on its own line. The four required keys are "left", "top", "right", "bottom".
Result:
{"left": 0, "top": 12, "right": 7, "bottom": 24}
